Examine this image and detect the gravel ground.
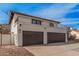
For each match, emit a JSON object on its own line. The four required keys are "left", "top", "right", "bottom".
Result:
{"left": 0, "top": 45, "right": 34, "bottom": 56}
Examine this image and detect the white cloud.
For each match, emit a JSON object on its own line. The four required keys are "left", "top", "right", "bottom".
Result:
{"left": 58, "top": 18, "right": 79, "bottom": 22}
{"left": 61, "top": 21, "right": 79, "bottom": 25}
{"left": 58, "top": 18, "right": 79, "bottom": 25}
{"left": 32, "top": 3, "right": 79, "bottom": 28}
{"left": 33, "top": 3, "right": 78, "bottom": 20}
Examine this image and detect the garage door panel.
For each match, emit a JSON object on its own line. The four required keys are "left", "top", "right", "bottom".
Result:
{"left": 23, "top": 31, "right": 43, "bottom": 46}
{"left": 48, "top": 32, "right": 65, "bottom": 43}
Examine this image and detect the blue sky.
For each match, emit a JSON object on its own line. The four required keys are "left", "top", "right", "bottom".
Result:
{"left": 0, "top": 3, "right": 79, "bottom": 29}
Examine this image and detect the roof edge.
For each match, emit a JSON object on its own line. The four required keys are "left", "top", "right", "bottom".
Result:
{"left": 9, "top": 11, "right": 60, "bottom": 24}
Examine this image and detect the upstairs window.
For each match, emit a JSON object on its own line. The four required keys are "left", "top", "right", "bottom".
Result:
{"left": 32, "top": 19, "right": 41, "bottom": 25}
{"left": 37, "top": 20, "right": 41, "bottom": 25}
{"left": 32, "top": 19, "right": 37, "bottom": 24}
{"left": 49, "top": 23, "right": 54, "bottom": 27}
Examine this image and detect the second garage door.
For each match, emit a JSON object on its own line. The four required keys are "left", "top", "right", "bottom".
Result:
{"left": 47, "top": 32, "right": 65, "bottom": 43}
{"left": 23, "top": 31, "right": 43, "bottom": 46}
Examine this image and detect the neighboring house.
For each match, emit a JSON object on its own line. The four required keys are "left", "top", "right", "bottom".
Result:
{"left": 9, "top": 11, "right": 68, "bottom": 46}
{"left": 70, "top": 30, "right": 79, "bottom": 40}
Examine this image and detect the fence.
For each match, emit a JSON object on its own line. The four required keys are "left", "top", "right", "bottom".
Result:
{"left": 0, "top": 33, "right": 13, "bottom": 45}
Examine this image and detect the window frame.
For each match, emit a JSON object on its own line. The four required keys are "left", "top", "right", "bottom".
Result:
{"left": 32, "top": 19, "right": 41, "bottom": 25}
{"left": 36, "top": 20, "right": 41, "bottom": 25}
{"left": 32, "top": 19, "right": 37, "bottom": 24}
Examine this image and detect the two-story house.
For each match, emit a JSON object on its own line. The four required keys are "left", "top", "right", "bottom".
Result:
{"left": 9, "top": 11, "right": 68, "bottom": 46}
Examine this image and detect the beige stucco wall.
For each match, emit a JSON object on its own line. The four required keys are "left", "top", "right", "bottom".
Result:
{"left": 70, "top": 31, "right": 79, "bottom": 40}
{"left": 18, "top": 16, "right": 67, "bottom": 33}
{"left": 10, "top": 13, "right": 67, "bottom": 46}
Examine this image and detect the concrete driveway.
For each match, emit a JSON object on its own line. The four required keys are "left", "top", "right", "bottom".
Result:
{"left": 24, "top": 42, "right": 79, "bottom": 56}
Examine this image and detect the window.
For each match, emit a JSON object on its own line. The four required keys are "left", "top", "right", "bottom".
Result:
{"left": 32, "top": 19, "right": 37, "bottom": 24}
{"left": 49, "top": 23, "right": 54, "bottom": 27}
{"left": 32, "top": 19, "right": 41, "bottom": 25}
{"left": 37, "top": 20, "right": 41, "bottom": 25}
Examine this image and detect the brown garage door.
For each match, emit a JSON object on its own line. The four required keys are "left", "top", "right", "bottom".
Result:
{"left": 47, "top": 32, "right": 65, "bottom": 43}
{"left": 23, "top": 31, "right": 43, "bottom": 46}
